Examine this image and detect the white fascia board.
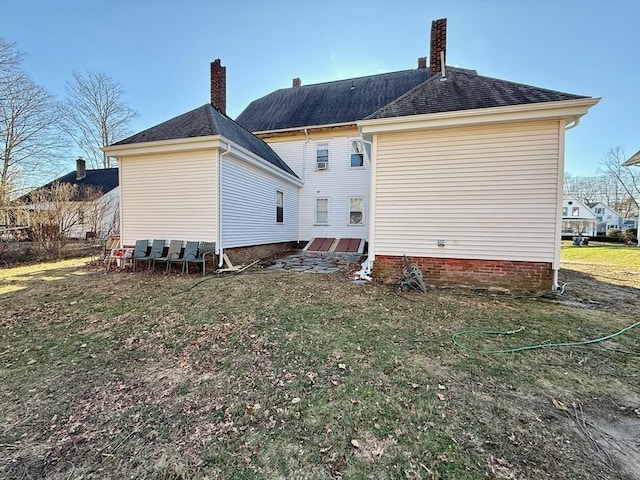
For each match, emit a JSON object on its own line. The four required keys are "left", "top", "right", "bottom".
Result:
{"left": 218, "top": 137, "right": 304, "bottom": 187}
{"left": 102, "top": 135, "right": 223, "bottom": 157}
{"left": 358, "top": 98, "right": 601, "bottom": 134}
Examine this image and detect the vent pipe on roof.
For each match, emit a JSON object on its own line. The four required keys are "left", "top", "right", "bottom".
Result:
{"left": 429, "top": 18, "right": 447, "bottom": 77}
{"left": 210, "top": 59, "right": 226, "bottom": 115}
{"left": 292, "top": 77, "right": 301, "bottom": 87}
{"left": 76, "top": 157, "right": 86, "bottom": 181}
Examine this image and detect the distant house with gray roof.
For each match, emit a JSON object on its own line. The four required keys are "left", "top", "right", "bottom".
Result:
{"left": 19, "top": 158, "right": 119, "bottom": 240}
{"left": 105, "top": 18, "right": 599, "bottom": 291}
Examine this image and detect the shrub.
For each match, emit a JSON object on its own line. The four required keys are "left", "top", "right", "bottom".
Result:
{"left": 623, "top": 228, "right": 638, "bottom": 244}
{"left": 606, "top": 228, "right": 622, "bottom": 239}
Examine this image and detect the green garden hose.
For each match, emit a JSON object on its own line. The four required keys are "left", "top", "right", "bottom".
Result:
{"left": 452, "top": 321, "right": 640, "bottom": 354}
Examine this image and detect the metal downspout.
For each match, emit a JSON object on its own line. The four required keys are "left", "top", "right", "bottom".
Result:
{"left": 357, "top": 130, "right": 374, "bottom": 277}
{"left": 300, "top": 128, "right": 310, "bottom": 243}
{"left": 218, "top": 142, "right": 231, "bottom": 268}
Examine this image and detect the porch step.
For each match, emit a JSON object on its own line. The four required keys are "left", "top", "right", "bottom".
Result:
{"left": 304, "top": 237, "right": 364, "bottom": 254}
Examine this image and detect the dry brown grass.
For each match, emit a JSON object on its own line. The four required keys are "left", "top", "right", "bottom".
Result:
{"left": 0, "top": 247, "right": 638, "bottom": 479}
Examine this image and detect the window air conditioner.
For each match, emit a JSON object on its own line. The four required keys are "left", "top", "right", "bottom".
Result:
{"left": 317, "top": 161, "right": 328, "bottom": 170}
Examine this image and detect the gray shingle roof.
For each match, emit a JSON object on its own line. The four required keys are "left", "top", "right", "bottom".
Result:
{"left": 113, "top": 104, "right": 298, "bottom": 178}
{"left": 21, "top": 168, "right": 119, "bottom": 202}
{"left": 366, "top": 69, "right": 588, "bottom": 120}
{"left": 236, "top": 68, "right": 477, "bottom": 132}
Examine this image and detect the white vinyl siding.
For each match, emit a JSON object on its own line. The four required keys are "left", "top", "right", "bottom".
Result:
{"left": 119, "top": 151, "right": 217, "bottom": 245}
{"left": 268, "top": 133, "right": 370, "bottom": 241}
{"left": 222, "top": 154, "right": 298, "bottom": 248}
{"left": 373, "top": 120, "right": 562, "bottom": 262}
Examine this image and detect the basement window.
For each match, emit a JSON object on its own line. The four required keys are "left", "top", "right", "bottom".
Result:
{"left": 350, "top": 140, "right": 364, "bottom": 167}
{"left": 276, "top": 191, "right": 284, "bottom": 223}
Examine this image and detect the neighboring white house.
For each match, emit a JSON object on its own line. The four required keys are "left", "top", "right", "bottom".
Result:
{"left": 105, "top": 19, "right": 599, "bottom": 290}
{"left": 587, "top": 201, "right": 623, "bottom": 235}
{"left": 562, "top": 195, "right": 597, "bottom": 236}
{"left": 20, "top": 158, "right": 119, "bottom": 240}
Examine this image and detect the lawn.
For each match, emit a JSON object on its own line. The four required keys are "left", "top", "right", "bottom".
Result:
{"left": 1, "top": 246, "right": 639, "bottom": 479}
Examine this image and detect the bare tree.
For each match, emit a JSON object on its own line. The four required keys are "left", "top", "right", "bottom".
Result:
{"left": 20, "top": 182, "right": 103, "bottom": 254}
{"left": 563, "top": 173, "right": 603, "bottom": 204}
{"left": 59, "top": 71, "right": 137, "bottom": 169}
{"left": 0, "top": 37, "right": 23, "bottom": 97}
{"left": 1, "top": 61, "right": 65, "bottom": 220}
{"left": 599, "top": 147, "right": 639, "bottom": 219}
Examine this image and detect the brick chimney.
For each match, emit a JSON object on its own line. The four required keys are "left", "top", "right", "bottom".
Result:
{"left": 429, "top": 18, "right": 447, "bottom": 77}
{"left": 76, "top": 157, "right": 86, "bottom": 180}
{"left": 210, "top": 59, "right": 226, "bottom": 115}
{"left": 417, "top": 57, "right": 427, "bottom": 69}
{"left": 292, "top": 77, "right": 301, "bottom": 87}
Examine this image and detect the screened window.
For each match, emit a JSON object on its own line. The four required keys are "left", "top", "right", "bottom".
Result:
{"left": 317, "top": 143, "right": 329, "bottom": 169}
{"left": 315, "top": 198, "right": 329, "bottom": 225}
{"left": 276, "top": 191, "right": 284, "bottom": 223}
{"left": 350, "top": 140, "right": 364, "bottom": 167}
{"left": 349, "top": 197, "right": 364, "bottom": 225}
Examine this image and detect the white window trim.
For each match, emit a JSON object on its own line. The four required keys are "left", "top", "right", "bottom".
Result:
{"left": 314, "top": 197, "right": 330, "bottom": 225}
{"left": 276, "top": 190, "right": 284, "bottom": 224}
{"left": 316, "top": 142, "right": 329, "bottom": 171}
{"left": 349, "top": 138, "right": 365, "bottom": 169}
{"left": 348, "top": 196, "right": 365, "bottom": 226}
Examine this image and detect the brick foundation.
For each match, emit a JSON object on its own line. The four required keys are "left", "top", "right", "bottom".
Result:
{"left": 373, "top": 255, "right": 553, "bottom": 292}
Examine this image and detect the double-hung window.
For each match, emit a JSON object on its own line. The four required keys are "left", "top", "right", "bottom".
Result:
{"left": 349, "top": 197, "right": 364, "bottom": 225}
{"left": 572, "top": 207, "right": 580, "bottom": 217}
{"left": 350, "top": 140, "right": 364, "bottom": 167}
{"left": 315, "top": 198, "right": 329, "bottom": 225}
{"left": 317, "top": 143, "right": 329, "bottom": 170}
{"left": 276, "top": 191, "right": 284, "bottom": 223}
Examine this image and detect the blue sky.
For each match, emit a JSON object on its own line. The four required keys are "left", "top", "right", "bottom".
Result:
{"left": 3, "top": 0, "right": 639, "bottom": 177}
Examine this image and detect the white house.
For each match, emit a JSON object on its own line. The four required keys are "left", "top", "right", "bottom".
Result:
{"left": 587, "top": 202, "right": 623, "bottom": 235}
{"left": 561, "top": 195, "right": 597, "bottom": 236}
{"left": 105, "top": 19, "right": 599, "bottom": 290}
{"left": 21, "top": 158, "right": 119, "bottom": 240}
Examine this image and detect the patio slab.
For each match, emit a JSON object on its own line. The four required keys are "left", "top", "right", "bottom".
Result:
{"left": 267, "top": 251, "right": 363, "bottom": 273}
